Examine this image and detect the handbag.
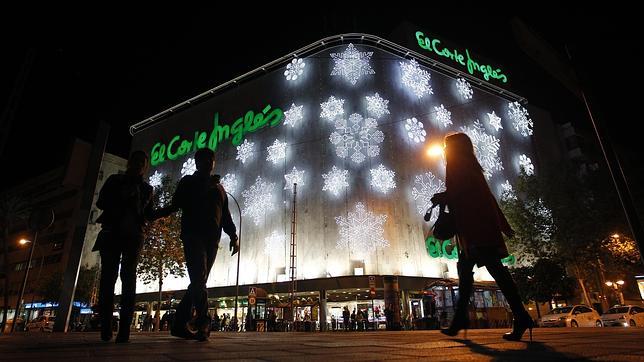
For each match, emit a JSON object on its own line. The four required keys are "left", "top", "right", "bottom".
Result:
{"left": 427, "top": 203, "right": 456, "bottom": 241}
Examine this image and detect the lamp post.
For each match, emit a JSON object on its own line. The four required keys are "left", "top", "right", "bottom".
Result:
{"left": 605, "top": 280, "right": 625, "bottom": 305}
{"left": 226, "top": 191, "right": 242, "bottom": 333}
{"left": 19, "top": 239, "right": 45, "bottom": 322}
{"left": 11, "top": 233, "right": 39, "bottom": 333}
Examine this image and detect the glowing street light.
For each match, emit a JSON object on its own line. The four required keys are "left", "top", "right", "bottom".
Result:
{"left": 19, "top": 239, "right": 30, "bottom": 246}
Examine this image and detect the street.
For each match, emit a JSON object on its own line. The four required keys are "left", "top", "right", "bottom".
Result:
{"left": 1, "top": 328, "right": 643, "bottom": 361}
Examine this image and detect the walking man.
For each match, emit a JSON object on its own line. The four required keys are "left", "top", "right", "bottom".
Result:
{"left": 158, "top": 148, "right": 238, "bottom": 341}
{"left": 93, "top": 150, "right": 157, "bottom": 343}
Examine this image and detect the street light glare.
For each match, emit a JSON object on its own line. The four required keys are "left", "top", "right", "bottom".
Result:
{"left": 427, "top": 144, "right": 444, "bottom": 158}
{"left": 612, "top": 233, "right": 620, "bottom": 238}
{"left": 19, "top": 239, "right": 31, "bottom": 245}
{"left": 617, "top": 280, "right": 625, "bottom": 285}
{"left": 605, "top": 281, "right": 613, "bottom": 287}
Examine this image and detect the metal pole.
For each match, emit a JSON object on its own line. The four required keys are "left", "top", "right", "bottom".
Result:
{"left": 11, "top": 231, "right": 37, "bottom": 333}
{"left": 227, "top": 191, "right": 242, "bottom": 333}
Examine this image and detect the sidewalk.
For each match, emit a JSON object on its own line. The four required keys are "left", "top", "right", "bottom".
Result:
{"left": 1, "top": 328, "right": 643, "bottom": 361}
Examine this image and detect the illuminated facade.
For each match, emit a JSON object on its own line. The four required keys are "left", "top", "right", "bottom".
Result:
{"left": 128, "top": 33, "right": 535, "bottom": 300}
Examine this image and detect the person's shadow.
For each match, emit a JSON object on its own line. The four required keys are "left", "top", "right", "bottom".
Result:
{"left": 451, "top": 337, "right": 590, "bottom": 361}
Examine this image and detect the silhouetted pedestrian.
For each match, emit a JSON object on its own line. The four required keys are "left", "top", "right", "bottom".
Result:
{"left": 93, "top": 151, "right": 159, "bottom": 343}
{"left": 157, "top": 148, "right": 238, "bottom": 341}
{"left": 432, "top": 133, "right": 532, "bottom": 341}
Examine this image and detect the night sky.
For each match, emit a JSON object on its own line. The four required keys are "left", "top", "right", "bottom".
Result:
{"left": 1, "top": 8, "right": 641, "bottom": 196}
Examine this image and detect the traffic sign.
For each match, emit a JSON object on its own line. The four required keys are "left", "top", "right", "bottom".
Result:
{"left": 249, "top": 287, "right": 256, "bottom": 296}
{"left": 249, "top": 296, "right": 256, "bottom": 305}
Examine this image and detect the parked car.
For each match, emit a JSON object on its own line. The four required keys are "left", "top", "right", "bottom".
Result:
{"left": 601, "top": 305, "right": 644, "bottom": 327}
{"left": 539, "top": 305, "right": 602, "bottom": 327}
{"left": 25, "top": 315, "right": 55, "bottom": 332}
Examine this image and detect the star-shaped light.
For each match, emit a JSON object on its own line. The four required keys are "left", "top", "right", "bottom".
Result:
{"left": 284, "top": 167, "right": 305, "bottom": 192}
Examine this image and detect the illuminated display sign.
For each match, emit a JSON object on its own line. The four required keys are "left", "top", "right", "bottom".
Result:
{"left": 150, "top": 105, "right": 284, "bottom": 166}
{"left": 415, "top": 31, "right": 508, "bottom": 84}
{"left": 425, "top": 235, "right": 516, "bottom": 265}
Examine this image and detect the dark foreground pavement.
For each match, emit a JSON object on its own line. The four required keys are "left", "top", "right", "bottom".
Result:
{"left": 1, "top": 328, "right": 643, "bottom": 361}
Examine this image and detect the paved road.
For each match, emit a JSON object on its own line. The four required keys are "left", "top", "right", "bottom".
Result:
{"left": 1, "top": 328, "right": 643, "bottom": 361}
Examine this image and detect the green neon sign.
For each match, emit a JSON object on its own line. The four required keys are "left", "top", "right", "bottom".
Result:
{"left": 150, "top": 104, "right": 284, "bottom": 166}
{"left": 425, "top": 235, "right": 515, "bottom": 266}
{"left": 415, "top": 31, "right": 508, "bottom": 84}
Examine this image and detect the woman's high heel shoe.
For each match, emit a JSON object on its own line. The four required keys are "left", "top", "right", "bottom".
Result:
{"left": 503, "top": 314, "right": 534, "bottom": 342}
{"left": 440, "top": 314, "right": 469, "bottom": 339}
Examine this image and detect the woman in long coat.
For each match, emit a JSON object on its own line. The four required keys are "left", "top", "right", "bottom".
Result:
{"left": 432, "top": 133, "right": 533, "bottom": 341}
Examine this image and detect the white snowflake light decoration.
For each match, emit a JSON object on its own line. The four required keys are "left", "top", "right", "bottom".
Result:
{"left": 455, "top": 77, "right": 473, "bottom": 99}
{"left": 400, "top": 59, "right": 433, "bottom": 98}
{"left": 330, "top": 43, "right": 375, "bottom": 85}
{"left": 241, "top": 176, "right": 276, "bottom": 225}
{"left": 322, "top": 166, "right": 349, "bottom": 196}
{"left": 487, "top": 111, "right": 503, "bottom": 132}
{"left": 460, "top": 120, "right": 504, "bottom": 179}
{"left": 220, "top": 173, "right": 237, "bottom": 195}
{"left": 500, "top": 180, "right": 517, "bottom": 200}
{"left": 519, "top": 154, "right": 535, "bottom": 176}
{"left": 405, "top": 117, "right": 427, "bottom": 143}
{"left": 434, "top": 104, "right": 452, "bottom": 128}
{"left": 181, "top": 158, "right": 196, "bottom": 177}
{"left": 264, "top": 230, "right": 286, "bottom": 257}
{"left": 284, "top": 58, "right": 305, "bottom": 81}
{"left": 283, "top": 103, "right": 304, "bottom": 128}
{"left": 411, "top": 172, "right": 446, "bottom": 220}
{"left": 370, "top": 164, "right": 396, "bottom": 194}
{"left": 335, "top": 202, "right": 389, "bottom": 255}
{"left": 266, "top": 139, "right": 287, "bottom": 165}
{"left": 236, "top": 139, "right": 255, "bottom": 164}
{"left": 149, "top": 170, "right": 163, "bottom": 188}
{"left": 365, "top": 93, "right": 390, "bottom": 119}
{"left": 508, "top": 101, "right": 534, "bottom": 137}
{"left": 329, "top": 113, "right": 384, "bottom": 164}
{"left": 284, "top": 167, "right": 305, "bottom": 192}
{"left": 320, "top": 96, "right": 345, "bottom": 121}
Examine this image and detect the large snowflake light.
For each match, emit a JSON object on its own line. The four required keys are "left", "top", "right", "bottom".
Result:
{"left": 329, "top": 113, "right": 384, "bottom": 164}
{"left": 508, "top": 101, "right": 534, "bottom": 137}
{"left": 434, "top": 104, "right": 452, "bottom": 128}
{"left": 320, "top": 96, "right": 345, "bottom": 121}
{"left": 460, "top": 120, "right": 504, "bottom": 179}
{"left": 405, "top": 117, "right": 427, "bottom": 143}
{"left": 220, "top": 173, "right": 237, "bottom": 195}
{"left": 266, "top": 139, "right": 287, "bottom": 165}
{"left": 322, "top": 166, "right": 349, "bottom": 196}
{"left": 400, "top": 59, "right": 433, "bottom": 98}
{"left": 365, "top": 93, "right": 390, "bottom": 119}
{"left": 519, "top": 154, "right": 535, "bottom": 176}
{"left": 456, "top": 78, "right": 473, "bottom": 99}
{"left": 241, "top": 176, "right": 276, "bottom": 225}
{"left": 330, "top": 43, "right": 375, "bottom": 85}
{"left": 149, "top": 170, "right": 163, "bottom": 188}
{"left": 236, "top": 139, "right": 255, "bottom": 164}
{"left": 284, "top": 167, "right": 305, "bottom": 192}
{"left": 283, "top": 103, "right": 304, "bottom": 128}
{"left": 487, "top": 111, "right": 503, "bottom": 132}
{"left": 336, "top": 202, "right": 389, "bottom": 255}
{"left": 370, "top": 164, "right": 396, "bottom": 194}
{"left": 284, "top": 58, "right": 305, "bottom": 81}
{"left": 411, "top": 172, "right": 446, "bottom": 220}
{"left": 181, "top": 158, "right": 196, "bottom": 177}
{"left": 264, "top": 230, "right": 286, "bottom": 257}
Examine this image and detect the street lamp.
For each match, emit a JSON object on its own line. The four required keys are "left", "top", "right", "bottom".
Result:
{"left": 11, "top": 235, "right": 39, "bottom": 333}
{"left": 605, "top": 280, "right": 625, "bottom": 305}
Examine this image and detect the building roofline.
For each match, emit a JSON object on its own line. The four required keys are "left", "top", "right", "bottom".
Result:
{"left": 129, "top": 33, "right": 526, "bottom": 135}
